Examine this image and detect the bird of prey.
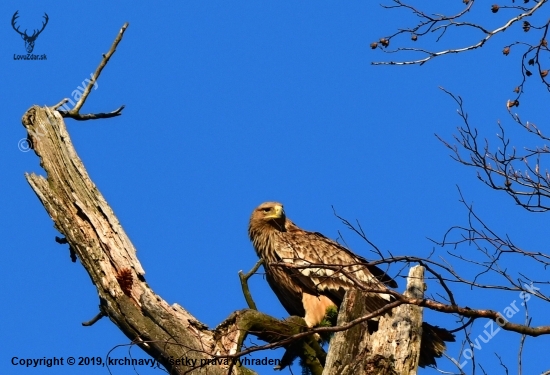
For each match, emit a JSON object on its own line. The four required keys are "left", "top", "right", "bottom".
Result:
{"left": 248, "top": 201, "right": 453, "bottom": 367}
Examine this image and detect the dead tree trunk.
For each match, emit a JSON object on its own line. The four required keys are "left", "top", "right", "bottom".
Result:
{"left": 22, "top": 105, "right": 250, "bottom": 374}
{"left": 323, "top": 266, "right": 425, "bottom": 375}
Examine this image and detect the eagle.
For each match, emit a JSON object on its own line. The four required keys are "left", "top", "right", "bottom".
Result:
{"left": 248, "top": 201, "right": 454, "bottom": 367}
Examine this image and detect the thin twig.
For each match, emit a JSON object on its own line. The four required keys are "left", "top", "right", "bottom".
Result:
{"left": 238, "top": 259, "right": 263, "bottom": 310}
{"left": 82, "top": 311, "right": 105, "bottom": 326}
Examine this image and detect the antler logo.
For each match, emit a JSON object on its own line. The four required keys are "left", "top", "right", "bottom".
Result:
{"left": 12, "top": 11, "right": 49, "bottom": 53}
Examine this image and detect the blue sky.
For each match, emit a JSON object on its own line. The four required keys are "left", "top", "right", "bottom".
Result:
{"left": 2, "top": 1, "right": 550, "bottom": 374}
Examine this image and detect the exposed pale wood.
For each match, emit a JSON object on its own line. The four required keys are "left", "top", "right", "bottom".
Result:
{"left": 323, "top": 266, "right": 425, "bottom": 375}
{"left": 373, "top": 265, "right": 424, "bottom": 374}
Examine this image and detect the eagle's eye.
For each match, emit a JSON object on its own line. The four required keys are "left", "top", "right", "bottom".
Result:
{"left": 262, "top": 207, "right": 271, "bottom": 213}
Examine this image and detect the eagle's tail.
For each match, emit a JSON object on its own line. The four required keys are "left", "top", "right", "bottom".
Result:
{"left": 363, "top": 293, "right": 393, "bottom": 314}
{"left": 419, "top": 323, "right": 455, "bottom": 368}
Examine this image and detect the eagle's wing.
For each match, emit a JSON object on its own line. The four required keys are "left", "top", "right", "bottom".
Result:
{"left": 262, "top": 251, "right": 318, "bottom": 317}
{"left": 331, "top": 238, "right": 397, "bottom": 288}
{"left": 271, "top": 221, "right": 396, "bottom": 311}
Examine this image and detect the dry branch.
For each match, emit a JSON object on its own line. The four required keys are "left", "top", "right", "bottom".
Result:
{"left": 239, "top": 259, "right": 263, "bottom": 310}
{"left": 372, "top": 1, "right": 548, "bottom": 66}
{"left": 437, "top": 88, "right": 550, "bottom": 212}
{"left": 372, "top": 1, "right": 550, "bottom": 100}
{"left": 57, "top": 23, "right": 128, "bottom": 120}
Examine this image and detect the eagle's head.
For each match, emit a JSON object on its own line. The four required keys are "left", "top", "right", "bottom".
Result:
{"left": 249, "top": 202, "right": 286, "bottom": 235}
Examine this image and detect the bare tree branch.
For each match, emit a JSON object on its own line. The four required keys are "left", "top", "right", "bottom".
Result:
{"left": 372, "top": 0, "right": 547, "bottom": 66}
{"left": 372, "top": 1, "right": 550, "bottom": 100}
{"left": 239, "top": 259, "right": 263, "bottom": 310}
{"left": 437, "top": 88, "right": 550, "bottom": 212}
{"left": 57, "top": 23, "right": 127, "bottom": 120}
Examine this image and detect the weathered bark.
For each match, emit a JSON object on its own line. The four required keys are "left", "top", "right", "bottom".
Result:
{"left": 23, "top": 106, "right": 233, "bottom": 374}
{"left": 323, "top": 266, "right": 425, "bottom": 375}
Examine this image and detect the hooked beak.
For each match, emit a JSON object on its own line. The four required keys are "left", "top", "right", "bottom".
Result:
{"left": 266, "top": 204, "right": 284, "bottom": 219}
